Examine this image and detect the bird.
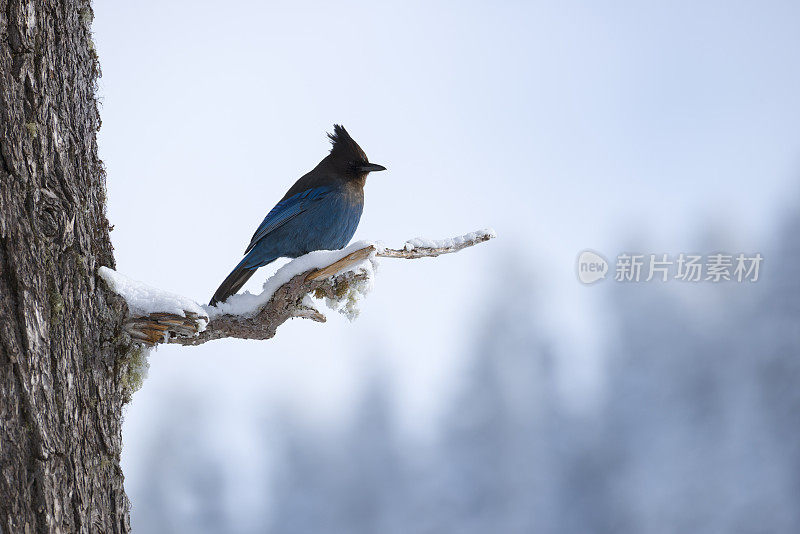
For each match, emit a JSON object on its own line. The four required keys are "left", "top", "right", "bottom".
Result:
{"left": 209, "top": 125, "right": 386, "bottom": 306}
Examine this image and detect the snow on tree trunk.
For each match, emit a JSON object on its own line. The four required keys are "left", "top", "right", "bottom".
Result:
{"left": 0, "top": 0, "right": 133, "bottom": 531}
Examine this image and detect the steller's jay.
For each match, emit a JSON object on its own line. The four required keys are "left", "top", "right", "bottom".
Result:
{"left": 209, "top": 125, "right": 385, "bottom": 306}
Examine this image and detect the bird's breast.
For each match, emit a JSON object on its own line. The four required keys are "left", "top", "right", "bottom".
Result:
{"left": 298, "top": 187, "right": 363, "bottom": 252}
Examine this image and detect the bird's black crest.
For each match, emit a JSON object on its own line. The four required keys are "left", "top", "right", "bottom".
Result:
{"left": 328, "top": 124, "right": 368, "bottom": 163}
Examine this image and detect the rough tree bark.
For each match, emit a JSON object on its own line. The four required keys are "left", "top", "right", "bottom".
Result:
{"left": 0, "top": 0, "right": 132, "bottom": 532}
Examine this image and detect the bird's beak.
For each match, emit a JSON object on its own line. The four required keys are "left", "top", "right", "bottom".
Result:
{"left": 358, "top": 163, "right": 387, "bottom": 173}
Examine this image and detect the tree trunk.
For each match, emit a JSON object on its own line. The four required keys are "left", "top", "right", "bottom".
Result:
{"left": 0, "top": 0, "right": 132, "bottom": 532}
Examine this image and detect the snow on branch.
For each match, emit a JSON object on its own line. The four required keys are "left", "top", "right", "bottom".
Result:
{"left": 99, "top": 229, "right": 496, "bottom": 347}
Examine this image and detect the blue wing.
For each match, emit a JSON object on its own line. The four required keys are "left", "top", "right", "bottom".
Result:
{"left": 244, "top": 186, "right": 333, "bottom": 254}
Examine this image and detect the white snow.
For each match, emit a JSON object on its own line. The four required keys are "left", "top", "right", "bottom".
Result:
{"left": 100, "top": 230, "right": 493, "bottom": 326}
{"left": 206, "top": 240, "right": 379, "bottom": 320}
{"left": 322, "top": 253, "right": 377, "bottom": 321}
{"left": 98, "top": 267, "right": 209, "bottom": 330}
{"left": 401, "top": 228, "right": 496, "bottom": 251}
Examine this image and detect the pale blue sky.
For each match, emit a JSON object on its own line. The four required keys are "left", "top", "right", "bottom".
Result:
{"left": 93, "top": 0, "right": 800, "bottom": 512}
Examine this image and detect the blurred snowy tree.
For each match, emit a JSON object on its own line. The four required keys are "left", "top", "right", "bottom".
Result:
{"left": 601, "top": 209, "right": 800, "bottom": 533}
{"left": 430, "top": 260, "right": 573, "bottom": 534}
{"left": 130, "top": 394, "right": 228, "bottom": 534}
{"left": 268, "top": 365, "right": 406, "bottom": 534}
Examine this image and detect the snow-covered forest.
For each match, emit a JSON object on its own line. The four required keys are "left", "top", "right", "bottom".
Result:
{"left": 124, "top": 201, "right": 800, "bottom": 533}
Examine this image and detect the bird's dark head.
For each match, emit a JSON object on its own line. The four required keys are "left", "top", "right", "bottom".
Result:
{"left": 327, "top": 124, "right": 386, "bottom": 178}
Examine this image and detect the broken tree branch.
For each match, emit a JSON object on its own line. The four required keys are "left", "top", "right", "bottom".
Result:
{"left": 111, "top": 229, "right": 495, "bottom": 347}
